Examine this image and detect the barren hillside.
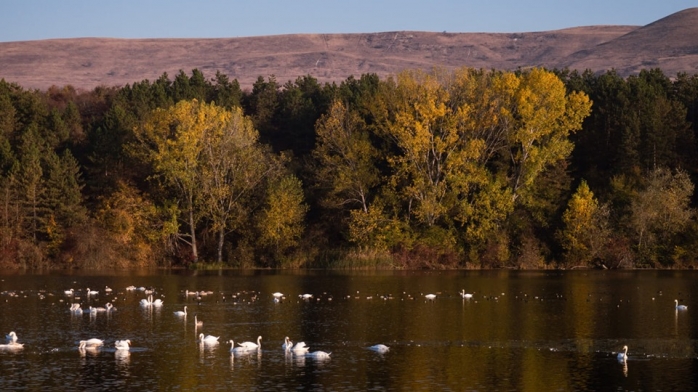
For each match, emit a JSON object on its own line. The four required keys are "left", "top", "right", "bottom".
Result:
{"left": 1, "top": 8, "right": 697, "bottom": 91}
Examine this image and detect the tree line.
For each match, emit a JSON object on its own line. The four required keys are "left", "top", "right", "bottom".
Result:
{"left": 1, "top": 67, "right": 697, "bottom": 269}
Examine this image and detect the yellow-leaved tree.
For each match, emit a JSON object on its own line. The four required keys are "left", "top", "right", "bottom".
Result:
{"left": 135, "top": 100, "right": 208, "bottom": 262}
{"left": 381, "top": 69, "right": 486, "bottom": 228}
{"left": 256, "top": 174, "right": 308, "bottom": 266}
{"left": 508, "top": 68, "right": 592, "bottom": 203}
{"left": 135, "top": 100, "right": 299, "bottom": 264}
{"left": 313, "top": 99, "right": 379, "bottom": 214}
{"left": 198, "top": 105, "right": 279, "bottom": 263}
{"left": 557, "top": 180, "right": 610, "bottom": 267}
{"left": 631, "top": 168, "right": 695, "bottom": 266}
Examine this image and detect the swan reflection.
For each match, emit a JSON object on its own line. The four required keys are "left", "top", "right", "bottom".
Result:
{"left": 199, "top": 341, "right": 219, "bottom": 352}
{"left": 115, "top": 349, "right": 131, "bottom": 366}
{"left": 0, "top": 343, "right": 24, "bottom": 351}
{"left": 285, "top": 349, "right": 306, "bottom": 366}
{"left": 78, "top": 346, "right": 100, "bottom": 357}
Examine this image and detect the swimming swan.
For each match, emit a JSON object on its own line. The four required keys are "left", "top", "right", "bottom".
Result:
{"left": 228, "top": 340, "right": 249, "bottom": 354}
{"left": 70, "top": 303, "right": 83, "bottom": 314}
{"left": 291, "top": 341, "right": 309, "bottom": 354}
{"left": 307, "top": 350, "right": 331, "bottom": 359}
{"left": 460, "top": 290, "right": 473, "bottom": 299}
{"left": 194, "top": 315, "right": 203, "bottom": 327}
{"left": 199, "top": 333, "right": 219, "bottom": 344}
{"left": 79, "top": 339, "right": 104, "bottom": 349}
{"left": 140, "top": 295, "right": 153, "bottom": 306}
{"left": 174, "top": 306, "right": 187, "bottom": 316}
{"left": 6, "top": 331, "right": 18, "bottom": 343}
{"left": 675, "top": 299, "right": 688, "bottom": 310}
{"left": 115, "top": 339, "right": 131, "bottom": 350}
{"left": 368, "top": 344, "right": 390, "bottom": 353}
{"left": 617, "top": 345, "right": 628, "bottom": 361}
{"left": 238, "top": 335, "right": 262, "bottom": 349}
{"left": 282, "top": 336, "right": 292, "bottom": 350}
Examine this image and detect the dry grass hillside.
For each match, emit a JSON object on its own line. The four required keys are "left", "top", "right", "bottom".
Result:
{"left": 1, "top": 8, "right": 697, "bottom": 91}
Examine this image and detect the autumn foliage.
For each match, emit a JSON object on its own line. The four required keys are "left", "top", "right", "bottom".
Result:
{"left": 1, "top": 66, "right": 697, "bottom": 269}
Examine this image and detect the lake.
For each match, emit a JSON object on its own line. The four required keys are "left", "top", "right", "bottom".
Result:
{"left": 1, "top": 269, "right": 697, "bottom": 391}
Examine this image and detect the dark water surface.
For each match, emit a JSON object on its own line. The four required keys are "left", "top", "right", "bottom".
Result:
{"left": 1, "top": 269, "right": 697, "bottom": 391}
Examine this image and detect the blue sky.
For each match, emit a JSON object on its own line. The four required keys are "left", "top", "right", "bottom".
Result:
{"left": 2, "top": 0, "right": 696, "bottom": 42}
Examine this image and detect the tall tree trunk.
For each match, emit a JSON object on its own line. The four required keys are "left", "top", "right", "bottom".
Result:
{"left": 188, "top": 203, "right": 198, "bottom": 262}
{"left": 217, "top": 228, "right": 224, "bottom": 264}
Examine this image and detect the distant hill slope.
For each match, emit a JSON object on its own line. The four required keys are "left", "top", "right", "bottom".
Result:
{"left": 1, "top": 8, "right": 697, "bottom": 91}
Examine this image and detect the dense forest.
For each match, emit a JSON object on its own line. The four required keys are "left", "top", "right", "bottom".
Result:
{"left": 1, "top": 66, "right": 698, "bottom": 270}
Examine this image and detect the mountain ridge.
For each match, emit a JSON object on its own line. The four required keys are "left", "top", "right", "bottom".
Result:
{"left": 1, "top": 8, "right": 697, "bottom": 91}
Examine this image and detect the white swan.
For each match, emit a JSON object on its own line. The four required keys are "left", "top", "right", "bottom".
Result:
{"left": 228, "top": 340, "right": 249, "bottom": 354}
{"left": 64, "top": 289, "right": 74, "bottom": 296}
{"left": 79, "top": 339, "right": 104, "bottom": 349}
{"left": 424, "top": 294, "right": 437, "bottom": 300}
{"left": 86, "top": 288, "right": 99, "bottom": 296}
{"left": 675, "top": 299, "right": 688, "bottom": 310}
{"left": 238, "top": 335, "right": 262, "bottom": 349}
{"left": 139, "top": 295, "right": 152, "bottom": 306}
{"left": 194, "top": 315, "right": 203, "bottom": 327}
{"left": 174, "top": 306, "right": 187, "bottom": 316}
{"left": 70, "top": 303, "right": 83, "bottom": 314}
{"left": 199, "top": 333, "right": 219, "bottom": 344}
{"left": 307, "top": 350, "right": 331, "bottom": 359}
{"left": 291, "top": 341, "right": 309, "bottom": 354}
{"left": 6, "top": 331, "right": 18, "bottom": 343}
{"left": 617, "top": 345, "right": 628, "bottom": 361}
{"left": 115, "top": 339, "right": 131, "bottom": 350}
{"left": 299, "top": 294, "right": 313, "bottom": 300}
{"left": 282, "top": 336, "right": 293, "bottom": 350}
{"left": 152, "top": 298, "right": 164, "bottom": 307}
{"left": 272, "top": 292, "right": 284, "bottom": 298}
{"left": 368, "top": 344, "right": 390, "bottom": 353}
{"left": 85, "top": 338, "right": 104, "bottom": 346}
{"left": 460, "top": 290, "right": 473, "bottom": 299}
